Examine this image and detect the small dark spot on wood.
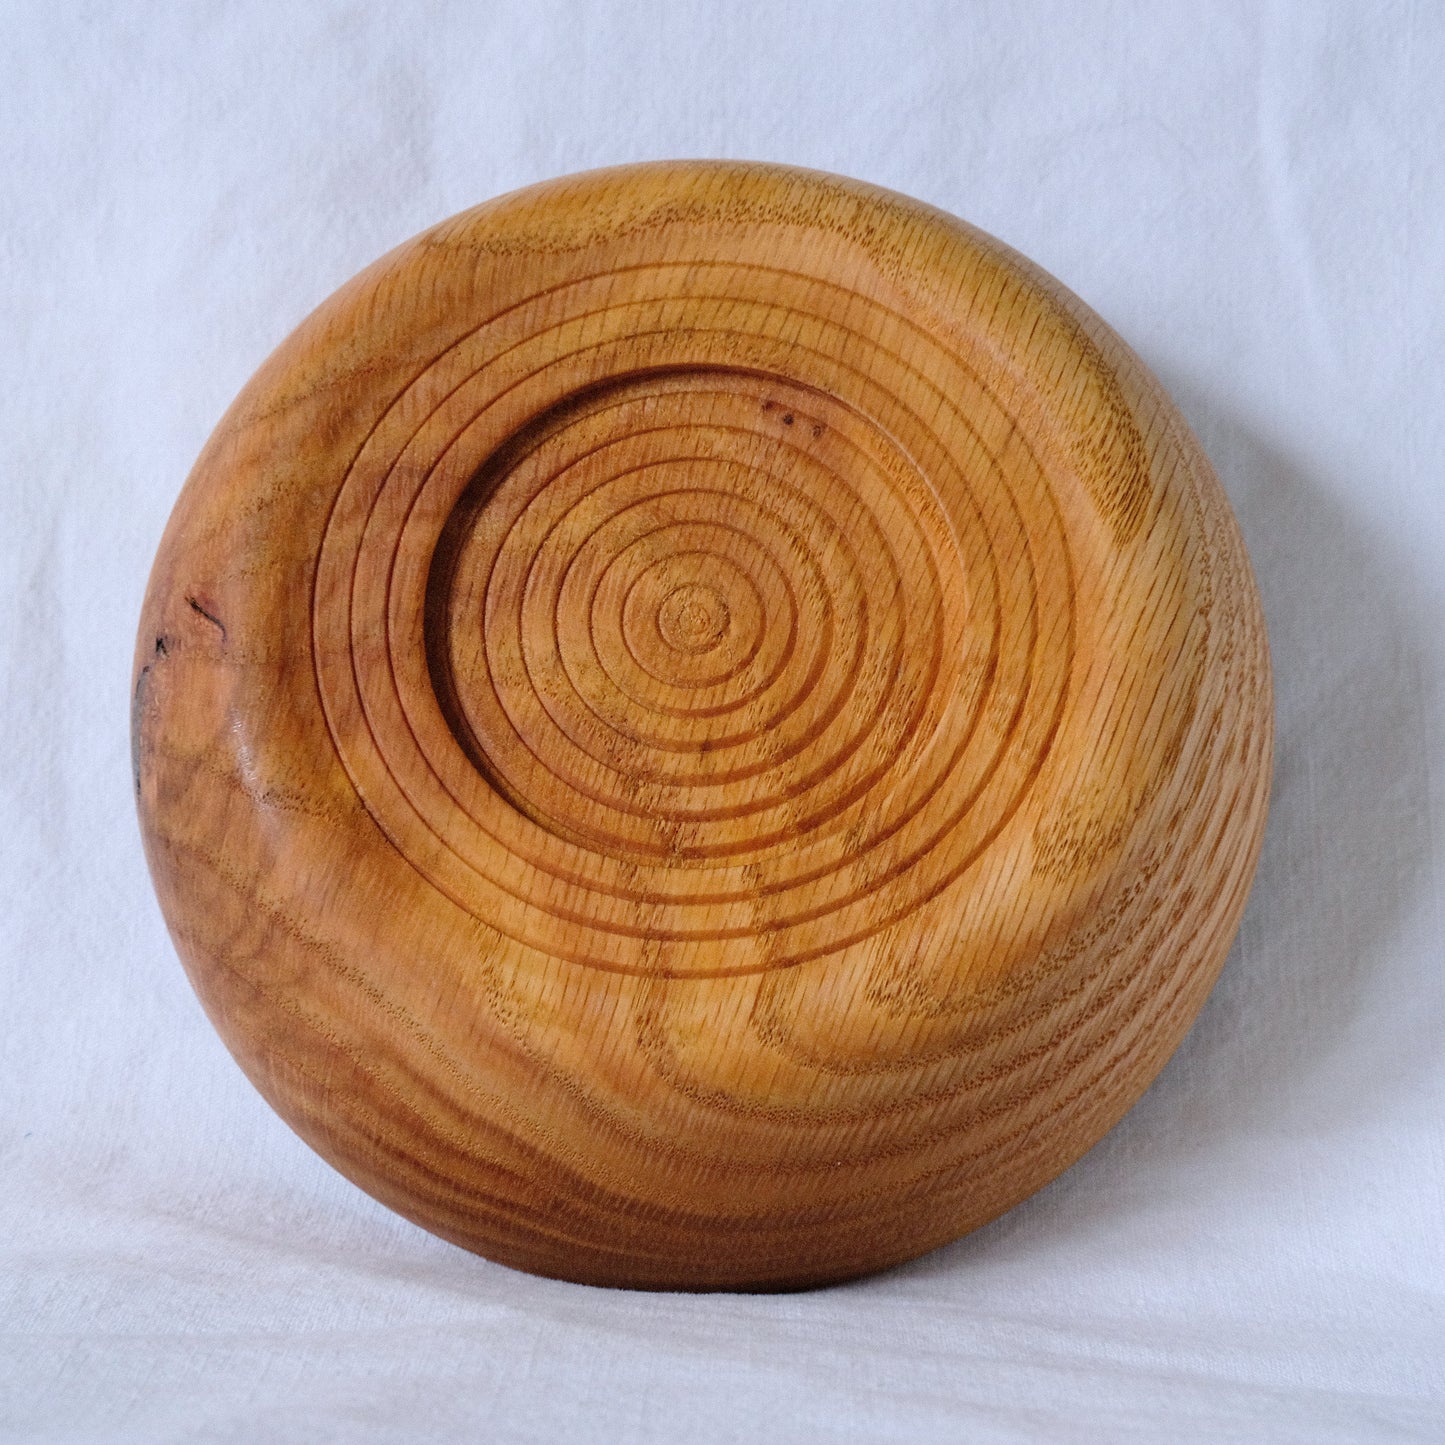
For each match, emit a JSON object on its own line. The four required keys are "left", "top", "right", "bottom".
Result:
{"left": 783, "top": 413, "right": 794, "bottom": 426}
{"left": 186, "top": 595, "right": 227, "bottom": 642}
{"left": 761, "top": 399, "right": 775, "bottom": 412}
{"left": 811, "top": 423, "right": 823, "bottom": 439}
{"left": 154, "top": 636, "right": 168, "bottom": 657}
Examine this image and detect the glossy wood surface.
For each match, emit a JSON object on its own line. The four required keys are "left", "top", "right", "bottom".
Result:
{"left": 133, "top": 162, "right": 1272, "bottom": 1290}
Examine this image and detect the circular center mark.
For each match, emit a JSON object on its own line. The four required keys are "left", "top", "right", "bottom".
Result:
{"left": 656, "top": 582, "right": 731, "bottom": 654}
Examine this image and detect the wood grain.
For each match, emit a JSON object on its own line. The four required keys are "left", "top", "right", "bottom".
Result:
{"left": 132, "top": 162, "right": 1273, "bottom": 1290}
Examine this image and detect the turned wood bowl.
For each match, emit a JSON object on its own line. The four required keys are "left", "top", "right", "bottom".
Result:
{"left": 133, "top": 162, "right": 1272, "bottom": 1290}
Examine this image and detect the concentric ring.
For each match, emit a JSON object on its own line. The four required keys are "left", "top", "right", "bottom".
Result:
{"left": 313, "top": 279, "right": 1073, "bottom": 970}
{"left": 653, "top": 578, "right": 732, "bottom": 656}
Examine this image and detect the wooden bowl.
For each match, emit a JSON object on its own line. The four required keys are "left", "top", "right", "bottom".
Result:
{"left": 132, "top": 162, "right": 1272, "bottom": 1290}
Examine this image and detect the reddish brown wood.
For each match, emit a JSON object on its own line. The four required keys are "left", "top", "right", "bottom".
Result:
{"left": 133, "top": 162, "right": 1272, "bottom": 1290}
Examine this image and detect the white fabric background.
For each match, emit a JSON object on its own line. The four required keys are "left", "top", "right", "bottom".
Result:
{"left": 3, "top": 2, "right": 1443, "bottom": 1440}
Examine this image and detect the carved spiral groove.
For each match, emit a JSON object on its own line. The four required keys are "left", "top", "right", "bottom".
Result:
{"left": 312, "top": 265, "right": 1078, "bottom": 977}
